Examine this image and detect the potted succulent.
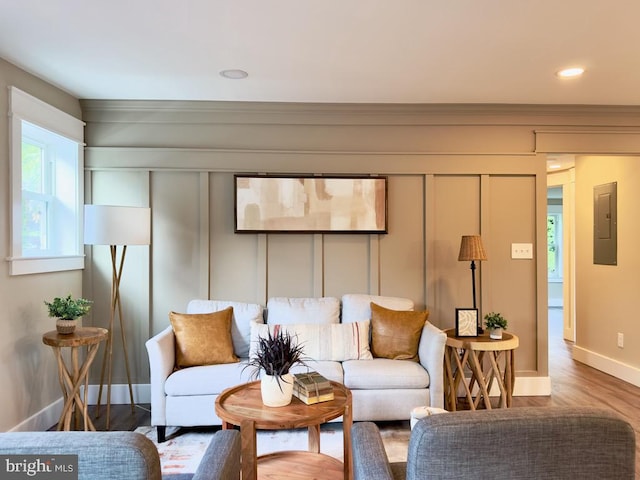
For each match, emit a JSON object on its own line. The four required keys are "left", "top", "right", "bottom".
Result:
{"left": 484, "top": 312, "right": 508, "bottom": 340}
{"left": 244, "top": 329, "right": 307, "bottom": 407}
{"left": 44, "top": 294, "right": 92, "bottom": 334}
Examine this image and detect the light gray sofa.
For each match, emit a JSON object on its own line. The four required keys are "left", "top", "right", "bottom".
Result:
{"left": 0, "top": 430, "right": 240, "bottom": 480}
{"left": 352, "top": 406, "right": 636, "bottom": 480}
{"left": 146, "top": 294, "right": 447, "bottom": 442}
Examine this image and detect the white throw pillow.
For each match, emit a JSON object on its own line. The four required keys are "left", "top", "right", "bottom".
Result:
{"left": 187, "top": 299, "right": 264, "bottom": 358}
{"left": 341, "top": 294, "right": 414, "bottom": 323}
{"left": 250, "top": 321, "right": 372, "bottom": 361}
{"left": 266, "top": 297, "right": 340, "bottom": 325}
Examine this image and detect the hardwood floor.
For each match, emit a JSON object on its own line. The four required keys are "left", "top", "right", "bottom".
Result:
{"left": 67, "top": 308, "right": 639, "bottom": 472}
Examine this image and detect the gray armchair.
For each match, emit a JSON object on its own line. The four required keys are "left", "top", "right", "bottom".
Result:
{"left": 352, "top": 406, "right": 635, "bottom": 480}
{"left": 0, "top": 430, "right": 240, "bottom": 480}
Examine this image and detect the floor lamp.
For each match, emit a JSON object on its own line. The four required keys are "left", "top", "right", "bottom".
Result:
{"left": 458, "top": 235, "right": 487, "bottom": 333}
{"left": 84, "top": 205, "right": 151, "bottom": 429}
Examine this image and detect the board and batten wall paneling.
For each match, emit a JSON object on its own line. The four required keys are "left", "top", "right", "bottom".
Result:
{"left": 428, "top": 175, "right": 481, "bottom": 330}
{"left": 379, "top": 175, "right": 426, "bottom": 306}
{"left": 486, "top": 175, "right": 538, "bottom": 374}
{"left": 324, "top": 235, "right": 375, "bottom": 298}
{"left": 267, "top": 235, "right": 316, "bottom": 298}
{"left": 87, "top": 170, "right": 150, "bottom": 384}
{"left": 150, "top": 171, "right": 204, "bottom": 335}
{"left": 210, "top": 172, "right": 265, "bottom": 304}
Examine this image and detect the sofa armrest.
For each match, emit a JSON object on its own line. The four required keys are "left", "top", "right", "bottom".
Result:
{"left": 418, "top": 321, "right": 446, "bottom": 409}
{"left": 351, "top": 422, "right": 395, "bottom": 480}
{"left": 145, "top": 326, "right": 175, "bottom": 427}
{"left": 192, "top": 430, "right": 241, "bottom": 480}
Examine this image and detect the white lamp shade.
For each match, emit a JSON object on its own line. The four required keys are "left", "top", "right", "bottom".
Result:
{"left": 84, "top": 205, "right": 151, "bottom": 246}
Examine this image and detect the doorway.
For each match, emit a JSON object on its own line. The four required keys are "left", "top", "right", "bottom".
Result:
{"left": 547, "top": 186, "right": 563, "bottom": 340}
{"left": 547, "top": 160, "right": 576, "bottom": 343}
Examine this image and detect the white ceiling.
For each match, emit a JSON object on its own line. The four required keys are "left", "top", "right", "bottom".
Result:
{"left": 2, "top": 0, "right": 640, "bottom": 104}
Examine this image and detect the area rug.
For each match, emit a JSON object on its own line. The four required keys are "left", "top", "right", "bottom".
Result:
{"left": 136, "top": 422, "right": 410, "bottom": 477}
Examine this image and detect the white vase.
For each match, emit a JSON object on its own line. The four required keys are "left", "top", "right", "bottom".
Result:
{"left": 260, "top": 373, "right": 294, "bottom": 407}
{"left": 489, "top": 327, "right": 503, "bottom": 340}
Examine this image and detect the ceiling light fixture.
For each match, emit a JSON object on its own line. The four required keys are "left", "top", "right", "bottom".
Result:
{"left": 557, "top": 67, "right": 585, "bottom": 78}
{"left": 548, "top": 164, "right": 562, "bottom": 170}
{"left": 220, "top": 69, "right": 248, "bottom": 80}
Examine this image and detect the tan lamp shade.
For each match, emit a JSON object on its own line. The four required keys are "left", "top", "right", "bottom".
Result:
{"left": 458, "top": 235, "right": 487, "bottom": 262}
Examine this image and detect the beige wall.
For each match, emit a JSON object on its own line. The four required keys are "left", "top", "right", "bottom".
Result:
{"left": 81, "top": 101, "right": 549, "bottom": 392}
{"left": 0, "top": 58, "right": 83, "bottom": 431}
{"left": 574, "top": 155, "right": 640, "bottom": 379}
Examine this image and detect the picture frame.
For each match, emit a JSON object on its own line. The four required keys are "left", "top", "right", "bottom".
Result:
{"left": 455, "top": 308, "right": 479, "bottom": 337}
{"left": 234, "top": 175, "right": 388, "bottom": 233}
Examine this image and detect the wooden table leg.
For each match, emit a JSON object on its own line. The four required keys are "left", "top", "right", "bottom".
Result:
{"left": 240, "top": 419, "right": 257, "bottom": 480}
{"left": 453, "top": 349, "right": 474, "bottom": 410}
{"left": 343, "top": 401, "right": 353, "bottom": 480}
{"left": 308, "top": 424, "right": 320, "bottom": 453}
{"left": 506, "top": 349, "right": 515, "bottom": 407}
{"left": 468, "top": 350, "right": 491, "bottom": 410}
{"left": 443, "top": 347, "right": 456, "bottom": 410}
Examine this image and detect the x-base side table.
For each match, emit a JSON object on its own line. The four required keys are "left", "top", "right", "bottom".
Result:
{"left": 42, "top": 327, "right": 108, "bottom": 431}
{"left": 443, "top": 328, "right": 519, "bottom": 411}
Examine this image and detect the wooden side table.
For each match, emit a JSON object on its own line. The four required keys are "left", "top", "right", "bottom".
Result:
{"left": 443, "top": 328, "right": 519, "bottom": 411}
{"left": 42, "top": 327, "right": 108, "bottom": 431}
{"left": 216, "top": 380, "right": 352, "bottom": 480}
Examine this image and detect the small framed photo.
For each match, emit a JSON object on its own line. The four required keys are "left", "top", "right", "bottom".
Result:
{"left": 456, "top": 308, "right": 478, "bottom": 337}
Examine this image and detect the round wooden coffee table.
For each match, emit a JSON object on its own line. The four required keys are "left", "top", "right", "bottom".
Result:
{"left": 215, "top": 380, "right": 352, "bottom": 480}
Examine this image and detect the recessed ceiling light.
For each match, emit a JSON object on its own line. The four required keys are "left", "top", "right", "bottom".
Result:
{"left": 548, "top": 164, "right": 562, "bottom": 170}
{"left": 556, "top": 67, "right": 585, "bottom": 78}
{"left": 220, "top": 69, "right": 248, "bottom": 80}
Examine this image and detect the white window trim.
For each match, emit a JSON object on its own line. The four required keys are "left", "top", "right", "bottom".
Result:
{"left": 7, "top": 86, "right": 85, "bottom": 275}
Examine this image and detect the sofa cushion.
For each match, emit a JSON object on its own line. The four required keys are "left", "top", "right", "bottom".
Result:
{"left": 342, "top": 358, "right": 430, "bottom": 389}
{"left": 170, "top": 308, "right": 238, "bottom": 368}
{"left": 370, "top": 303, "right": 428, "bottom": 362}
{"left": 250, "top": 321, "right": 373, "bottom": 361}
{"left": 187, "top": 299, "right": 264, "bottom": 358}
{"left": 267, "top": 297, "right": 340, "bottom": 325}
{"left": 165, "top": 361, "right": 252, "bottom": 396}
{"left": 341, "top": 294, "right": 414, "bottom": 323}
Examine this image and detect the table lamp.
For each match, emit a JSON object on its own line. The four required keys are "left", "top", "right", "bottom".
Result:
{"left": 84, "top": 204, "right": 151, "bottom": 428}
{"left": 458, "top": 235, "right": 487, "bottom": 332}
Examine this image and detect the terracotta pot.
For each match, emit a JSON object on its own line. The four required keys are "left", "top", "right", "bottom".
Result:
{"left": 260, "top": 373, "right": 294, "bottom": 407}
{"left": 56, "top": 319, "right": 77, "bottom": 334}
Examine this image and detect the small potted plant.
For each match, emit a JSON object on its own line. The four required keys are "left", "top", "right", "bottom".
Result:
{"left": 44, "top": 294, "right": 92, "bottom": 334}
{"left": 484, "top": 312, "right": 508, "bottom": 340}
{"left": 244, "top": 329, "right": 307, "bottom": 407}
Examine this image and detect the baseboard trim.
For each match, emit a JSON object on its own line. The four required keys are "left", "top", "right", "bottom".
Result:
{"left": 11, "top": 384, "right": 152, "bottom": 432}
{"left": 573, "top": 346, "right": 640, "bottom": 388}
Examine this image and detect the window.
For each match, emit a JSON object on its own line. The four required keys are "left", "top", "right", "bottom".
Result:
{"left": 547, "top": 212, "right": 562, "bottom": 280}
{"left": 8, "top": 87, "right": 85, "bottom": 275}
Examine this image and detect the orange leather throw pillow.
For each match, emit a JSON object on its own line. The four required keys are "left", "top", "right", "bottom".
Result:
{"left": 169, "top": 307, "right": 238, "bottom": 368}
{"left": 370, "top": 302, "right": 429, "bottom": 362}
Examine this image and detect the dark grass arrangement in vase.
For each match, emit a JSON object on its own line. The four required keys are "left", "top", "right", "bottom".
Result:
{"left": 244, "top": 328, "right": 307, "bottom": 406}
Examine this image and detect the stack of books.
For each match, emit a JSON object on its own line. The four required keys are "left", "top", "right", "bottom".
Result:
{"left": 293, "top": 371, "right": 334, "bottom": 405}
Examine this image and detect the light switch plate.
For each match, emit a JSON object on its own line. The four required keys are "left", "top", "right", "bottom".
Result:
{"left": 511, "top": 243, "right": 533, "bottom": 259}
